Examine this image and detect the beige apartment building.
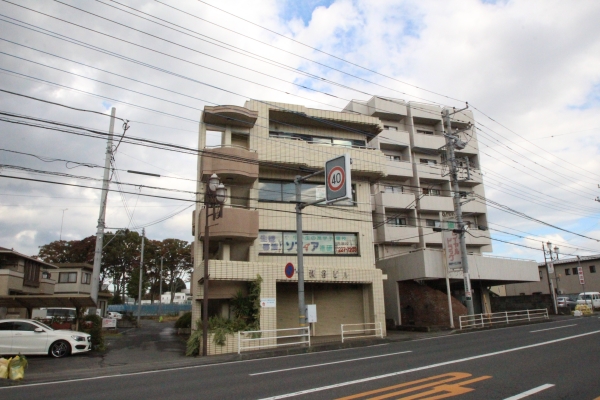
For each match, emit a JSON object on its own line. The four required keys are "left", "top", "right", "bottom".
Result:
{"left": 191, "top": 97, "right": 539, "bottom": 340}
{"left": 344, "top": 97, "right": 538, "bottom": 327}
{"left": 192, "top": 101, "right": 388, "bottom": 341}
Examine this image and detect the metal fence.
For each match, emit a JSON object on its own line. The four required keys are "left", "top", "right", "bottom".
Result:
{"left": 459, "top": 309, "right": 549, "bottom": 330}
{"left": 341, "top": 322, "right": 384, "bottom": 343}
{"left": 238, "top": 327, "right": 310, "bottom": 354}
{"left": 107, "top": 303, "right": 191, "bottom": 316}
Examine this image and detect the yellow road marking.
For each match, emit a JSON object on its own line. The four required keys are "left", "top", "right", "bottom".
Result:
{"left": 336, "top": 372, "right": 492, "bottom": 400}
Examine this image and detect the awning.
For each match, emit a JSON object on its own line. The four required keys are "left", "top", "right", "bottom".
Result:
{"left": 0, "top": 294, "right": 96, "bottom": 309}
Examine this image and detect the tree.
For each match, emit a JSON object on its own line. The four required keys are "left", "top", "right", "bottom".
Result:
{"left": 157, "top": 239, "right": 193, "bottom": 302}
{"left": 126, "top": 263, "right": 150, "bottom": 302}
{"left": 38, "top": 236, "right": 95, "bottom": 264}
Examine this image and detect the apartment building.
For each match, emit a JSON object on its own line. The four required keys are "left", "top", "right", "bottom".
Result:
{"left": 505, "top": 255, "right": 600, "bottom": 296}
{"left": 192, "top": 101, "right": 388, "bottom": 342}
{"left": 344, "top": 97, "right": 539, "bottom": 327}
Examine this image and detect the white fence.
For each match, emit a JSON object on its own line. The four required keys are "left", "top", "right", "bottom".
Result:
{"left": 237, "top": 327, "right": 310, "bottom": 354}
{"left": 341, "top": 322, "right": 384, "bottom": 343}
{"left": 459, "top": 309, "right": 549, "bottom": 330}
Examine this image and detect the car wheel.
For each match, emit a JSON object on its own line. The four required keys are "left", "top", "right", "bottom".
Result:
{"left": 49, "top": 340, "right": 71, "bottom": 358}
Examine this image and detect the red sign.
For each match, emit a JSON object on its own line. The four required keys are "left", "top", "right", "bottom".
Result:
{"left": 578, "top": 266, "right": 585, "bottom": 285}
{"left": 327, "top": 166, "right": 345, "bottom": 192}
{"left": 285, "top": 262, "right": 295, "bottom": 279}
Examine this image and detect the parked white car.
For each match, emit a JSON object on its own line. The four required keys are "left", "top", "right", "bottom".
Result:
{"left": 106, "top": 312, "right": 123, "bottom": 320}
{"left": 0, "top": 319, "right": 91, "bottom": 358}
{"left": 576, "top": 292, "right": 600, "bottom": 309}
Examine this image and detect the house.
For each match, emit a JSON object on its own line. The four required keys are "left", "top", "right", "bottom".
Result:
{"left": 0, "top": 249, "right": 102, "bottom": 319}
{"left": 505, "top": 255, "right": 599, "bottom": 296}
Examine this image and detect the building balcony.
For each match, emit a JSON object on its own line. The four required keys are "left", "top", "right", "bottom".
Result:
{"left": 0, "top": 269, "right": 24, "bottom": 295}
{"left": 416, "top": 163, "right": 448, "bottom": 181}
{"left": 457, "top": 168, "right": 483, "bottom": 186}
{"left": 461, "top": 200, "right": 487, "bottom": 214}
{"left": 367, "top": 97, "right": 407, "bottom": 120}
{"left": 199, "top": 207, "right": 259, "bottom": 241}
{"left": 374, "top": 192, "right": 416, "bottom": 209}
{"left": 375, "top": 225, "right": 420, "bottom": 244}
{"left": 369, "top": 129, "right": 410, "bottom": 149}
{"left": 419, "top": 195, "right": 454, "bottom": 212}
{"left": 386, "top": 159, "right": 414, "bottom": 179}
{"left": 409, "top": 102, "right": 442, "bottom": 122}
{"left": 413, "top": 132, "right": 446, "bottom": 150}
{"left": 201, "top": 146, "right": 259, "bottom": 184}
{"left": 259, "top": 138, "right": 387, "bottom": 179}
{"left": 422, "top": 228, "right": 443, "bottom": 244}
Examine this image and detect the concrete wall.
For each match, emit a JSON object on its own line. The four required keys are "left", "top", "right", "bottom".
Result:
{"left": 490, "top": 294, "right": 555, "bottom": 315}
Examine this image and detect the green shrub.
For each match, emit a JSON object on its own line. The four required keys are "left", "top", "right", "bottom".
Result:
{"left": 175, "top": 312, "right": 192, "bottom": 329}
{"left": 81, "top": 314, "right": 105, "bottom": 352}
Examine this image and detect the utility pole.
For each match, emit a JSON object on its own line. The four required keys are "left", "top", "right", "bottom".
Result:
{"left": 91, "top": 107, "right": 116, "bottom": 314}
{"left": 158, "top": 257, "right": 163, "bottom": 316}
{"left": 542, "top": 243, "right": 558, "bottom": 314}
{"left": 59, "top": 208, "right": 68, "bottom": 241}
{"left": 443, "top": 107, "right": 474, "bottom": 317}
{"left": 137, "top": 228, "right": 145, "bottom": 326}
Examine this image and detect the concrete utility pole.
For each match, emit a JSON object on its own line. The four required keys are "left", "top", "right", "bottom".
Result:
{"left": 443, "top": 107, "right": 474, "bottom": 317}
{"left": 542, "top": 243, "right": 558, "bottom": 314}
{"left": 91, "top": 107, "right": 116, "bottom": 314}
{"left": 137, "top": 228, "right": 145, "bottom": 326}
{"left": 158, "top": 257, "right": 163, "bottom": 316}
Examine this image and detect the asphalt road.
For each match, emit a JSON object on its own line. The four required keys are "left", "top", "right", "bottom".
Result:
{"left": 1, "top": 317, "right": 599, "bottom": 399}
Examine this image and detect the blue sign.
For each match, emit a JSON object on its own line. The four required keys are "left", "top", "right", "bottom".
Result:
{"left": 285, "top": 262, "right": 295, "bottom": 278}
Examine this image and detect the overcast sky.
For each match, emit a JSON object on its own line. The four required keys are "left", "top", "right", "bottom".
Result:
{"left": 0, "top": 0, "right": 599, "bottom": 264}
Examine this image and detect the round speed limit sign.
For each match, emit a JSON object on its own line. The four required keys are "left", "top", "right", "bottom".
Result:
{"left": 327, "top": 166, "right": 345, "bottom": 192}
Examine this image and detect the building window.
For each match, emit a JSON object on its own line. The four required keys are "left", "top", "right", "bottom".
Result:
{"left": 590, "top": 265, "right": 596, "bottom": 273}
{"left": 384, "top": 185, "right": 403, "bottom": 193}
{"left": 59, "top": 272, "right": 78, "bottom": 283}
{"left": 539, "top": 270, "right": 543, "bottom": 280}
{"left": 386, "top": 155, "right": 402, "bottom": 162}
{"left": 384, "top": 125, "right": 398, "bottom": 131}
{"left": 422, "top": 188, "right": 441, "bottom": 196}
{"left": 23, "top": 260, "right": 40, "bottom": 287}
{"left": 258, "top": 180, "right": 356, "bottom": 206}
{"left": 565, "top": 268, "right": 571, "bottom": 275}
{"left": 572, "top": 268, "right": 578, "bottom": 275}
{"left": 387, "top": 217, "right": 407, "bottom": 226}
{"left": 269, "top": 131, "right": 366, "bottom": 148}
{"left": 417, "top": 129, "right": 434, "bottom": 135}
{"left": 82, "top": 272, "right": 91, "bottom": 284}
{"left": 420, "top": 158, "right": 437, "bottom": 165}
{"left": 258, "top": 231, "right": 358, "bottom": 256}
{"left": 426, "top": 219, "right": 441, "bottom": 228}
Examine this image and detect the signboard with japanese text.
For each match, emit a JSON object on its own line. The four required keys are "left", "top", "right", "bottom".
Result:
{"left": 258, "top": 231, "right": 358, "bottom": 256}
{"left": 442, "top": 231, "right": 462, "bottom": 270}
{"left": 578, "top": 266, "right": 585, "bottom": 285}
{"left": 102, "top": 318, "right": 117, "bottom": 329}
{"left": 260, "top": 298, "right": 276, "bottom": 308}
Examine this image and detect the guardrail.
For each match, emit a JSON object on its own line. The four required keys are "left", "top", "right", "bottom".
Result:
{"left": 237, "top": 327, "right": 310, "bottom": 354}
{"left": 341, "top": 322, "right": 383, "bottom": 343}
{"left": 459, "top": 309, "right": 549, "bottom": 330}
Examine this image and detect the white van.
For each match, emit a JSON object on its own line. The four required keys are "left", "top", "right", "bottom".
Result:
{"left": 576, "top": 292, "right": 600, "bottom": 309}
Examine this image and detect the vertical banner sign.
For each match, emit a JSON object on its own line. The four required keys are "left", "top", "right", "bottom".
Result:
{"left": 547, "top": 262, "right": 554, "bottom": 274}
{"left": 578, "top": 266, "right": 585, "bottom": 285}
{"left": 464, "top": 272, "right": 472, "bottom": 300}
{"left": 325, "top": 153, "right": 352, "bottom": 203}
{"left": 442, "top": 231, "right": 462, "bottom": 270}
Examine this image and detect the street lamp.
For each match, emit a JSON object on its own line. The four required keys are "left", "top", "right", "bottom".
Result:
{"left": 202, "top": 173, "right": 226, "bottom": 356}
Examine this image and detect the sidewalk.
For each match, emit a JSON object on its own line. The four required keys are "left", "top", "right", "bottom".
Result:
{"left": 0, "top": 315, "right": 569, "bottom": 386}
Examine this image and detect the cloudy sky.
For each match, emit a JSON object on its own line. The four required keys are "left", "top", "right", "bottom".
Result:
{"left": 0, "top": 0, "right": 599, "bottom": 264}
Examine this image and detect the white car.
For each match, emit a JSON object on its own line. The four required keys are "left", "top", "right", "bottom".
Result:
{"left": 0, "top": 319, "right": 91, "bottom": 358}
{"left": 106, "top": 312, "right": 123, "bottom": 320}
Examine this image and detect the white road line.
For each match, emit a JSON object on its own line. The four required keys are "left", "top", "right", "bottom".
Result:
{"left": 249, "top": 351, "right": 412, "bottom": 376}
{"left": 530, "top": 324, "right": 576, "bottom": 333}
{"left": 503, "top": 383, "right": 555, "bottom": 399}
{"left": 257, "top": 329, "right": 600, "bottom": 400}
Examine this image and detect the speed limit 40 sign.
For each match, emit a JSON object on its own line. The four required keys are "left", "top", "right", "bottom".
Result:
{"left": 325, "top": 153, "right": 352, "bottom": 203}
